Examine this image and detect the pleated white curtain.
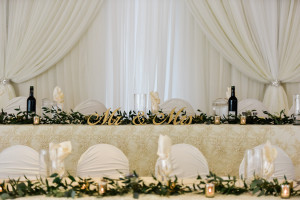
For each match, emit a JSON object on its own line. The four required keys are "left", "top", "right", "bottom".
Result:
{"left": 186, "top": 0, "right": 300, "bottom": 113}
{"left": 13, "top": 0, "right": 265, "bottom": 113}
{"left": 0, "top": 0, "right": 103, "bottom": 109}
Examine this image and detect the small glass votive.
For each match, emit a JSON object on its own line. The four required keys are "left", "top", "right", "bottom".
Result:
{"left": 240, "top": 116, "right": 246, "bottom": 125}
{"left": 0, "top": 185, "right": 3, "bottom": 193}
{"left": 214, "top": 116, "right": 221, "bottom": 125}
{"left": 33, "top": 116, "right": 40, "bottom": 125}
{"left": 98, "top": 180, "right": 107, "bottom": 195}
{"left": 281, "top": 184, "right": 290, "bottom": 199}
{"left": 205, "top": 183, "right": 215, "bottom": 198}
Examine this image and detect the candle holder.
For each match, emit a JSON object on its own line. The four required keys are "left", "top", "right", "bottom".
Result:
{"left": 33, "top": 116, "right": 40, "bottom": 125}
{"left": 240, "top": 115, "right": 246, "bottom": 125}
{"left": 98, "top": 180, "right": 107, "bottom": 195}
{"left": 214, "top": 116, "right": 221, "bottom": 125}
{"left": 281, "top": 184, "right": 290, "bottom": 199}
{"left": 0, "top": 185, "right": 3, "bottom": 193}
{"left": 205, "top": 183, "right": 215, "bottom": 198}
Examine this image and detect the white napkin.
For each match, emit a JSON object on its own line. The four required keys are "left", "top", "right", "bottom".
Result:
{"left": 157, "top": 135, "right": 172, "bottom": 160}
{"left": 53, "top": 86, "right": 64, "bottom": 109}
{"left": 49, "top": 141, "right": 72, "bottom": 176}
{"left": 263, "top": 140, "right": 277, "bottom": 179}
{"left": 150, "top": 91, "right": 160, "bottom": 114}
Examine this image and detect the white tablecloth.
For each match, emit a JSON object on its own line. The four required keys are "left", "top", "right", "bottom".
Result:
{"left": 0, "top": 124, "right": 299, "bottom": 178}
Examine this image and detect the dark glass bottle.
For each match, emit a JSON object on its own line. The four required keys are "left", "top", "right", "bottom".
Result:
{"left": 27, "top": 86, "right": 36, "bottom": 114}
{"left": 228, "top": 86, "right": 238, "bottom": 123}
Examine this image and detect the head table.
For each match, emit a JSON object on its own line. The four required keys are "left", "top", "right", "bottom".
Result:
{"left": 0, "top": 124, "right": 299, "bottom": 179}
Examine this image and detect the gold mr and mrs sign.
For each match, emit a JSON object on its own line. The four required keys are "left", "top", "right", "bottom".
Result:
{"left": 87, "top": 107, "right": 192, "bottom": 126}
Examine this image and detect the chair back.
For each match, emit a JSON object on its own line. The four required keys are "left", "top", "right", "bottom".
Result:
{"left": 160, "top": 98, "right": 195, "bottom": 116}
{"left": 77, "top": 144, "right": 129, "bottom": 178}
{"left": 74, "top": 99, "right": 107, "bottom": 115}
{"left": 238, "top": 99, "right": 268, "bottom": 117}
{"left": 156, "top": 144, "right": 209, "bottom": 179}
{"left": 0, "top": 145, "right": 40, "bottom": 179}
{"left": 239, "top": 144, "right": 295, "bottom": 180}
{"left": 3, "top": 96, "right": 27, "bottom": 115}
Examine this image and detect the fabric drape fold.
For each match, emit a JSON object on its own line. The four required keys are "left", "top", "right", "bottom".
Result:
{"left": 186, "top": 0, "right": 300, "bottom": 113}
{"left": 11, "top": 0, "right": 265, "bottom": 112}
{"left": 0, "top": 0, "right": 103, "bottom": 108}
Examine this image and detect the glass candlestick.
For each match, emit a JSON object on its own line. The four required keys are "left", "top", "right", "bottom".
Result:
{"left": 205, "top": 183, "right": 215, "bottom": 198}
{"left": 281, "top": 184, "right": 290, "bottom": 199}
{"left": 240, "top": 116, "right": 246, "bottom": 125}
{"left": 214, "top": 116, "right": 221, "bottom": 125}
{"left": 33, "top": 116, "right": 40, "bottom": 125}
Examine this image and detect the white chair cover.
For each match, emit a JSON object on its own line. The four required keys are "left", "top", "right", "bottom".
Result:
{"left": 77, "top": 144, "right": 129, "bottom": 178}
{"left": 238, "top": 99, "right": 269, "bottom": 117}
{"left": 0, "top": 145, "right": 40, "bottom": 179}
{"left": 73, "top": 99, "right": 107, "bottom": 115}
{"left": 239, "top": 144, "right": 295, "bottom": 180}
{"left": 156, "top": 144, "right": 209, "bottom": 179}
{"left": 160, "top": 98, "right": 195, "bottom": 116}
{"left": 3, "top": 96, "right": 27, "bottom": 115}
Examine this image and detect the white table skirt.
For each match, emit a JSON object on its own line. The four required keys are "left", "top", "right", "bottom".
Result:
{"left": 0, "top": 124, "right": 299, "bottom": 178}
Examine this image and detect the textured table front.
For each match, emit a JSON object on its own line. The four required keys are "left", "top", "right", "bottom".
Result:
{"left": 0, "top": 125, "right": 299, "bottom": 178}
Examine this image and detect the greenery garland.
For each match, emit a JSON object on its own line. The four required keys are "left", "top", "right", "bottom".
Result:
{"left": 0, "top": 172, "right": 299, "bottom": 199}
{"left": 0, "top": 107, "right": 294, "bottom": 125}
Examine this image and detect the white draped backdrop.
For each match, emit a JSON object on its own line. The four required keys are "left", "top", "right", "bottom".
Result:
{"left": 1, "top": 0, "right": 300, "bottom": 114}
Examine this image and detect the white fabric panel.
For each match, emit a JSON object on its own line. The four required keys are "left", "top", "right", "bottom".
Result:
{"left": 160, "top": 98, "right": 195, "bottom": 116}
{"left": 238, "top": 99, "right": 269, "bottom": 118}
{"left": 77, "top": 144, "right": 129, "bottom": 178}
{"left": 0, "top": 0, "right": 103, "bottom": 109}
{"left": 239, "top": 144, "right": 295, "bottom": 180}
{"left": 3, "top": 96, "right": 27, "bottom": 114}
{"left": 12, "top": 0, "right": 265, "bottom": 113}
{"left": 73, "top": 99, "right": 107, "bottom": 115}
{"left": 186, "top": 0, "right": 300, "bottom": 113}
{"left": 0, "top": 145, "right": 40, "bottom": 179}
{"left": 156, "top": 144, "right": 209, "bottom": 179}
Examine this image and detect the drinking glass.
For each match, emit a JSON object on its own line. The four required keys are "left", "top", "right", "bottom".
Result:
{"left": 156, "top": 159, "right": 172, "bottom": 184}
{"left": 39, "top": 148, "right": 65, "bottom": 177}
{"left": 243, "top": 149, "right": 263, "bottom": 181}
{"left": 39, "top": 149, "right": 49, "bottom": 177}
{"left": 134, "top": 94, "right": 147, "bottom": 113}
{"left": 41, "top": 98, "right": 57, "bottom": 117}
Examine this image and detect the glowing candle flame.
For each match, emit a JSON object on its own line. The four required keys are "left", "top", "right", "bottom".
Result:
{"left": 0, "top": 186, "right": 2, "bottom": 192}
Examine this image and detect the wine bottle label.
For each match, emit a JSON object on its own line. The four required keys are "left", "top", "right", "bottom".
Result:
{"left": 228, "top": 111, "right": 236, "bottom": 119}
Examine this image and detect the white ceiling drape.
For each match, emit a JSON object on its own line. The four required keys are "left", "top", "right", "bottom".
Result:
{"left": 0, "top": 0, "right": 103, "bottom": 108}
{"left": 186, "top": 0, "right": 300, "bottom": 113}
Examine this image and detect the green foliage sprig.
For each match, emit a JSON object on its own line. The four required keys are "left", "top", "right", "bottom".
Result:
{"left": 0, "top": 171, "right": 299, "bottom": 199}
{"left": 0, "top": 107, "right": 295, "bottom": 125}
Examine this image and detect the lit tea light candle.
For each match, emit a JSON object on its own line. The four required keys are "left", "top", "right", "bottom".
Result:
{"left": 240, "top": 116, "right": 246, "bottom": 125}
{"left": 81, "top": 184, "right": 86, "bottom": 190}
{"left": 0, "top": 186, "right": 2, "bottom": 193}
{"left": 281, "top": 184, "right": 290, "bottom": 199}
{"left": 98, "top": 180, "right": 107, "bottom": 195}
{"left": 205, "top": 183, "right": 215, "bottom": 198}
{"left": 33, "top": 116, "right": 40, "bottom": 125}
{"left": 214, "top": 116, "right": 220, "bottom": 125}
